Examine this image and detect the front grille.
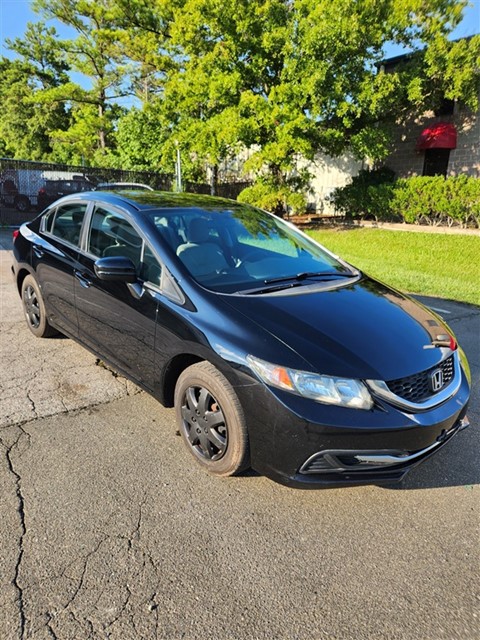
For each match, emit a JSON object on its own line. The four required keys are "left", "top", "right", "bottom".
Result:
{"left": 386, "top": 355, "right": 455, "bottom": 403}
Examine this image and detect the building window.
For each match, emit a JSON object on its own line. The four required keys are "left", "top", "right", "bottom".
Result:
{"left": 423, "top": 149, "right": 450, "bottom": 177}
{"left": 434, "top": 98, "right": 455, "bottom": 117}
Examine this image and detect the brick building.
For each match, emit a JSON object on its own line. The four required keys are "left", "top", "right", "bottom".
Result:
{"left": 385, "top": 101, "right": 480, "bottom": 179}
{"left": 382, "top": 51, "right": 480, "bottom": 179}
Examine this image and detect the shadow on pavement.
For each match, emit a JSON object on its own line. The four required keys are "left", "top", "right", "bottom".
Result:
{"left": 380, "top": 424, "right": 479, "bottom": 491}
{"left": 0, "top": 228, "right": 15, "bottom": 251}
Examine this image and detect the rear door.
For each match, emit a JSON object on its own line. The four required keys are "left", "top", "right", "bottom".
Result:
{"left": 35, "top": 201, "right": 91, "bottom": 337}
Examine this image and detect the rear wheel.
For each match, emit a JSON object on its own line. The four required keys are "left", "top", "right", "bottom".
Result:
{"left": 21, "top": 275, "right": 57, "bottom": 338}
{"left": 174, "top": 361, "right": 249, "bottom": 476}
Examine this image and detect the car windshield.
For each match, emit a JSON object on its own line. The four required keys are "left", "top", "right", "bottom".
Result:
{"left": 147, "top": 204, "right": 355, "bottom": 294}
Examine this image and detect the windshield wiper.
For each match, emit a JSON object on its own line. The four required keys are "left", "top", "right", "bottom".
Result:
{"left": 238, "top": 270, "right": 359, "bottom": 295}
{"left": 239, "top": 271, "right": 358, "bottom": 295}
{"left": 263, "top": 270, "right": 356, "bottom": 285}
{"left": 239, "top": 282, "right": 306, "bottom": 295}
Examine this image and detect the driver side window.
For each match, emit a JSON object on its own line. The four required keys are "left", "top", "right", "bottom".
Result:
{"left": 87, "top": 207, "right": 142, "bottom": 267}
{"left": 87, "top": 206, "right": 162, "bottom": 286}
{"left": 139, "top": 244, "right": 162, "bottom": 287}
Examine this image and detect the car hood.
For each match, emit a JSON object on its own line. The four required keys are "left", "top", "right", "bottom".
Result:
{"left": 220, "top": 276, "right": 454, "bottom": 381}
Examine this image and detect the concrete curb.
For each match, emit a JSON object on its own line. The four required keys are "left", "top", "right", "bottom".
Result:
{"left": 293, "top": 219, "right": 480, "bottom": 236}
{"left": 345, "top": 220, "right": 480, "bottom": 236}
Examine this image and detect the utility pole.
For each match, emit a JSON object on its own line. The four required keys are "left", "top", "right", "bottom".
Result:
{"left": 175, "top": 141, "right": 183, "bottom": 192}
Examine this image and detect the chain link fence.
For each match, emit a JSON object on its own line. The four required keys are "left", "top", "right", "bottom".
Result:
{"left": 0, "top": 158, "right": 250, "bottom": 225}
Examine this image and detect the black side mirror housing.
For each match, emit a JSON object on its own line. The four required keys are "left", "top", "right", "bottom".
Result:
{"left": 94, "top": 256, "right": 137, "bottom": 283}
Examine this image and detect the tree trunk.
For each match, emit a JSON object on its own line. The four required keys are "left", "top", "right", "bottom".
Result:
{"left": 210, "top": 164, "right": 218, "bottom": 196}
{"left": 98, "top": 88, "right": 106, "bottom": 149}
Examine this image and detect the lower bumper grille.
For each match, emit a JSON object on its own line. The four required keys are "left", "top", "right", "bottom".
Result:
{"left": 299, "top": 416, "right": 469, "bottom": 475}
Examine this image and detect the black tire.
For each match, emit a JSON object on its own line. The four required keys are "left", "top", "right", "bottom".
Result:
{"left": 15, "top": 196, "right": 31, "bottom": 213}
{"left": 21, "top": 275, "right": 57, "bottom": 338}
{"left": 174, "top": 361, "right": 250, "bottom": 476}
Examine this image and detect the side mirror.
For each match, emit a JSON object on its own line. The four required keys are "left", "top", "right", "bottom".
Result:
{"left": 94, "top": 256, "right": 137, "bottom": 283}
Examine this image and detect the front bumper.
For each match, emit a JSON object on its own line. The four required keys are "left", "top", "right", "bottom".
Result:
{"left": 231, "top": 365, "right": 471, "bottom": 489}
{"left": 287, "top": 414, "right": 470, "bottom": 488}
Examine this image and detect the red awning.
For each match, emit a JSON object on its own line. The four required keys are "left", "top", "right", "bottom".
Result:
{"left": 416, "top": 123, "right": 457, "bottom": 150}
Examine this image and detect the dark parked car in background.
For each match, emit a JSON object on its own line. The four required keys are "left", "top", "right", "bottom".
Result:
{"left": 37, "top": 177, "right": 93, "bottom": 210}
{"left": 11, "top": 191, "right": 470, "bottom": 488}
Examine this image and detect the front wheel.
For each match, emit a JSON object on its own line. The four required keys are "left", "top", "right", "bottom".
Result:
{"left": 174, "top": 362, "right": 250, "bottom": 476}
{"left": 21, "top": 275, "right": 57, "bottom": 338}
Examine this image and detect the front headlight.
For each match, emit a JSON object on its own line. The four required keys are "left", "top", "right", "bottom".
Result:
{"left": 246, "top": 355, "right": 373, "bottom": 410}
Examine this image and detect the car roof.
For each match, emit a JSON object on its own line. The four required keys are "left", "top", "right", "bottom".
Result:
{"left": 64, "top": 190, "right": 244, "bottom": 213}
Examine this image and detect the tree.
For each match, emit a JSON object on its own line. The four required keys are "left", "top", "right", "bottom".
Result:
{"left": 0, "top": 23, "right": 70, "bottom": 160}
{"left": 114, "top": 103, "right": 167, "bottom": 170}
{"left": 32, "top": 0, "right": 130, "bottom": 164}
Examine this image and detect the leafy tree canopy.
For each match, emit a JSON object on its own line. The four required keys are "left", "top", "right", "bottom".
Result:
{"left": 1, "top": 0, "right": 479, "bottom": 211}
{"left": 0, "top": 23, "right": 69, "bottom": 159}
{"left": 31, "top": 0, "right": 131, "bottom": 163}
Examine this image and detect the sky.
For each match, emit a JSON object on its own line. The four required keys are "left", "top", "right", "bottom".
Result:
{"left": 1, "top": 0, "right": 479, "bottom": 63}
{"left": 0, "top": 0, "right": 75, "bottom": 51}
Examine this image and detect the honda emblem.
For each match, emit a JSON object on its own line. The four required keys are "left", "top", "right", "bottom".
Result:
{"left": 430, "top": 368, "right": 444, "bottom": 392}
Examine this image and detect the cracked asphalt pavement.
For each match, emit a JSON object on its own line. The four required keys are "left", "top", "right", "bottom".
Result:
{"left": 0, "top": 228, "right": 479, "bottom": 640}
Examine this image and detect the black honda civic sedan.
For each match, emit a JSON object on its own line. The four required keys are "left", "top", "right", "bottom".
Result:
{"left": 12, "top": 191, "right": 470, "bottom": 488}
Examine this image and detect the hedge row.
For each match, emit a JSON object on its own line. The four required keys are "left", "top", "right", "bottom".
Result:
{"left": 331, "top": 170, "right": 480, "bottom": 228}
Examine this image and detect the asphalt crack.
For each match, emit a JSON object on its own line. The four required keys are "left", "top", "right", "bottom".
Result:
{"left": 94, "top": 358, "right": 143, "bottom": 398}
{"left": 1, "top": 428, "right": 29, "bottom": 640}
{"left": 63, "top": 537, "right": 107, "bottom": 611}
{"left": 0, "top": 390, "right": 144, "bottom": 432}
{"left": 95, "top": 358, "right": 119, "bottom": 377}
{"left": 25, "top": 390, "right": 38, "bottom": 420}
{"left": 130, "top": 502, "right": 144, "bottom": 548}
{"left": 105, "top": 585, "right": 132, "bottom": 633}
{"left": 44, "top": 612, "right": 59, "bottom": 640}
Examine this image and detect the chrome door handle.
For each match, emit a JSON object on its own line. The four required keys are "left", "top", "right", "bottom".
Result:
{"left": 33, "top": 244, "right": 44, "bottom": 258}
{"left": 74, "top": 270, "right": 92, "bottom": 288}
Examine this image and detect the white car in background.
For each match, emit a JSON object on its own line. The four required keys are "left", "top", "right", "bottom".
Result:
{"left": 94, "top": 182, "right": 154, "bottom": 192}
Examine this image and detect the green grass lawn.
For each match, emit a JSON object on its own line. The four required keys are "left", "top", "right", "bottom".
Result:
{"left": 307, "top": 228, "right": 480, "bottom": 306}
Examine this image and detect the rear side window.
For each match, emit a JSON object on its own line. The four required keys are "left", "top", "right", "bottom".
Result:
{"left": 49, "top": 203, "right": 88, "bottom": 246}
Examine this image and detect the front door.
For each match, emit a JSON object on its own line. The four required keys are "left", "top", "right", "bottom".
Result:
{"left": 74, "top": 204, "right": 160, "bottom": 389}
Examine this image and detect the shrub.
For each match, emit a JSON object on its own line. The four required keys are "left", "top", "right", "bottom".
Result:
{"left": 331, "top": 167, "right": 396, "bottom": 221}
{"left": 238, "top": 181, "right": 308, "bottom": 216}
{"left": 391, "top": 177, "right": 447, "bottom": 224}
{"left": 332, "top": 169, "right": 480, "bottom": 227}
{"left": 391, "top": 176, "right": 480, "bottom": 227}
